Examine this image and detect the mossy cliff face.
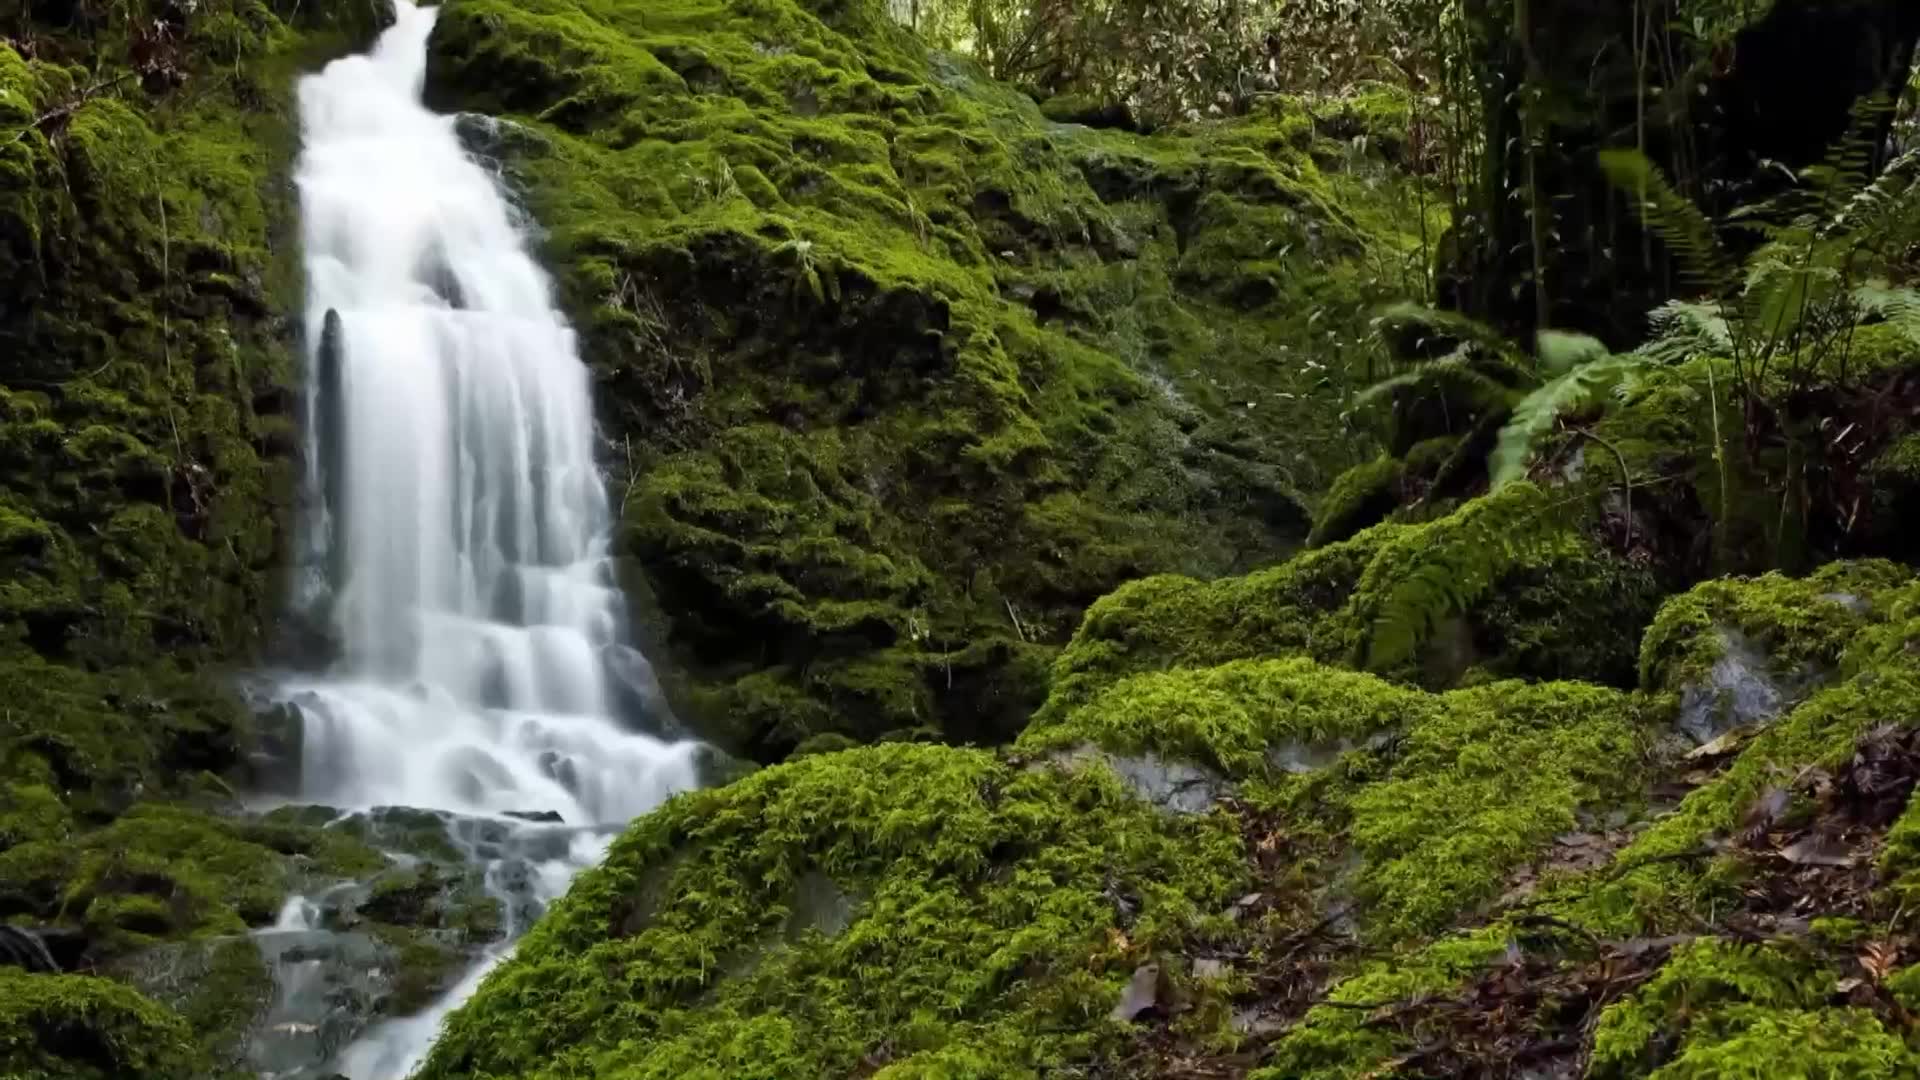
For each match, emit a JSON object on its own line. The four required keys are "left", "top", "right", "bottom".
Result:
{"left": 418, "top": 0, "right": 1432, "bottom": 758}
{"left": 0, "top": 3, "right": 391, "bottom": 1074}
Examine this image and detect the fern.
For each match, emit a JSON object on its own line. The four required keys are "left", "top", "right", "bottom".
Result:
{"left": 1351, "top": 347, "right": 1518, "bottom": 415}
{"left": 1640, "top": 300, "right": 1733, "bottom": 365}
{"left": 1599, "top": 149, "right": 1738, "bottom": 293}
{"left": 1360, "top": 482, "right": 1588, "bottom": 671}
{"left": 1490, "top": 353, "right": 1644, "bottom": 490}
{"left": 1853, "top": 280, "right": 1920, "bottom": 345}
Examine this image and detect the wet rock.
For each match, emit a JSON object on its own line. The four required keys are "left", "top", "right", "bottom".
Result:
{"left": 452, "top": 113, "right": 551, "bottom": 172}
{"left": 784, "top": 871, "right": 857, "bottom": 941}
{"left": 245, "top": 929, "right": 400, "bottom": 1077}
{"left": 503, "top": 809, "right": 563, "bottom": 823}
{"left": 112, "top": 936, "right": 273, "bottom": 1073}
{"left": 1049, "top": 746, "right": 1229, "bottom": 815}
{"left": 1675, "top": 628, "right": 1801, "bottom": 745}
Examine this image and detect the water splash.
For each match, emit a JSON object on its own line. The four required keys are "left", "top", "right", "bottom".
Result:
{"left": 275, "top": 2, "right": 702, "bottom": 1073}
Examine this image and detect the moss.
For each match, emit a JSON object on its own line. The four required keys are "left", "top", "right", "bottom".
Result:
{"left": 1571, "top": 658, "right": 1920, "bottom": 936}
{"left": 1041, "top": 525, "right": 1392, "bottom": 720}
{"left": 1021, "top": 656, "right": 1428, "bottom": 776}
{"left": 1588, "top": 940, "right": 1915, "bottom": 1078}
{"left": 1028, "top": 651, "right": 1651, "bottom": 940}
{"left": 416, "top": 742, "right": 1245, "bottom": 1079}
{"left": 420, "top": 0, "right": 1428, "bottom": 754}
{"left": 0, "top": 969, "right": 201, "bottom": 1080}
{"left": 1306, "top": 456, "right": 1404, "bottom": 548}
{"left": 1345, "top": 679, "right": 1651, "bottom": 937}
{"left": 1637, "top": 561, "right": 1908, "bottom": 693}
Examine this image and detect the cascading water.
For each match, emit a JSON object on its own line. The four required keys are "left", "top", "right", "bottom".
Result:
{"left": 262, "top": 3, "right": 703, "bottom": 1075}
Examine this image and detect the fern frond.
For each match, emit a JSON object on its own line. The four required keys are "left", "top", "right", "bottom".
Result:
{"left": 1359, "top": 483, "right": 1588, "bottom": 670}
{"left": 1638, "top": 300, "right": 1732, "bottom": 365}
{"left": 1831, "top": 144, "right": 1920, "bottom": 244}
{"left": 1536, "top": 330, "right": 1608, "bottom": 376}
{"left": 1489, "top": 355, "right": 1645, "bottom": 490}
{"left": 1352, "top": 350, "right": 1518, "bottom": 414}
{"left": 1855, "top": 280, "right": 1920, "bottom": 345}
{"left": 1600, "top": 149, "right": 1738, "bottom": 294}
{"left": 1373, "top": 301, "right": 1516, "bottom": 360}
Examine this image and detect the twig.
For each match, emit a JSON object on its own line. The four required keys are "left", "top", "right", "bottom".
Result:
{"left": 1571, "top": 425, "right": 1635, "bottom": 548}
{"left": 1, "top": 72, "right": 137, "bottom": 149}
{"left": 1004, "top": 598, "right": 1027, "bottom": 643}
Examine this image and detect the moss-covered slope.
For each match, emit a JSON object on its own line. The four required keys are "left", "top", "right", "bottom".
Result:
{"left": 419, "top": 0, "right": 1434, "bottom": 758}
{"left": 423, "top": 482, "right": 1920, "bottom": 1078}
{"left": 0, "top": 3, "right": 391, "bottom": 1074}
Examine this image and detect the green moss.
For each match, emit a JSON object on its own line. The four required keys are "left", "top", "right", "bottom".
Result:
{"left": 417, "top": 743, "right": 1244, "bottom": 1079}
{"left": 1589, "top": 940, "right": 1915, "bottom": 1078}
{"left": 0, "top": 969, "right": 201, "bottom": 1080}
{"left": 1255, "top": 926, "right": 1511, "bottom": 1079}
{"left": 1637, "top": 561, "right": 1908, "bottom": 693}
{"left": 1345, "top": 679, "right": 1651, "bottom": 937}
{"left": 1041, "top": 525, "right": 1392, "bottom": 720}
{"left": 1021, "top": 656, "right": 1427, "bottom": 776}
{"left": 1571, "top": 659, "right": 1920, "bottom": 935}
{"left": 1306, "top": 456, "right": 1404, "bottom": 548}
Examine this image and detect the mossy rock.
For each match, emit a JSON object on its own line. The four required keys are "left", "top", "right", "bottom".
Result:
{"left": 0, "top": 968, "right": 203, "bottom": 1080}
{"left": 106, "top": 935, "right": 273, "bottom": 1074}
{"left": 415, "top": 742, "right": 1246, "bottom": 1078}
{"left": 1305, "top": 456, "right": 1404, "bottom": 549}
{"left": 420, "top": 0, "right": 1434, "bottom": 757}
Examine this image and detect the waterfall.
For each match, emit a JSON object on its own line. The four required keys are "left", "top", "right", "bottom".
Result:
{"left": 273, "top": 2, "right": 702, "bottom": 1074}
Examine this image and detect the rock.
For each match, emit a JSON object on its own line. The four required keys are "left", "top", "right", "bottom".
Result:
{"left": 1049, "top": 746, "right": 1230, "bottom": 815}
{"left": 1675, "top": 628, "right": 1795, "bottom": 745}
{"left": 502, "top": 810, "right": 564, "bottom": 824}
{"left": 783, "top": 871, "right": 857, "bottom": 942}
{"left": 1110, "top": 962, "right": 1160, "bottom": 1021}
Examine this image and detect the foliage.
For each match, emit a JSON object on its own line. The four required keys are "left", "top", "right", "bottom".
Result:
{"left": 1601, "top": 126, "right": 1920, "bottom": 405}
{"left": 896, "top": 0, "right": 1456, "bottom": 131}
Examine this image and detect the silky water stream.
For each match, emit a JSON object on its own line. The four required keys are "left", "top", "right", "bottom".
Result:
{"left": 250, "top": 4, "right": 702, "bottom": 1074}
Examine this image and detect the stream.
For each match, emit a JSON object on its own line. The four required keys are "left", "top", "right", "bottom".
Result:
{"left": 251, "top": 3, "right": 704, "bottom": 1073}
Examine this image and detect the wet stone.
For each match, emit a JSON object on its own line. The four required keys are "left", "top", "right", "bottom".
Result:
{"left": 1675, "top": 627, "right": 1808, "bottom": 745}
{"left": 1048, "top": 745, "right": 1230, "bottom": 815}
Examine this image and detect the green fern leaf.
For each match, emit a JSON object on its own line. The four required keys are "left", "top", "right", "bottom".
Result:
{"left": 1599, "top": 149, "right": 1738, "bottom": 294}
{"left": 1490, "top": 355, "right": 1644, "bottom": 490}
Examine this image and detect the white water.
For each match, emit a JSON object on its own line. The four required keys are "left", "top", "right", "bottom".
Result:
{"left": 278, "top": 3, "right": 702, "bottom": 1074}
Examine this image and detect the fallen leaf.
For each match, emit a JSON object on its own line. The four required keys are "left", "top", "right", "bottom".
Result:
{"left": 1778, "top": 836, "right": 1856, "bottom": 867}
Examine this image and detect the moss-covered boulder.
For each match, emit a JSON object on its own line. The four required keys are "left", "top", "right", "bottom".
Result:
{"left": 0, "top": 968, "right": 204, "bottom": 1080}
{"left": 418, "top": 0, "right": 1435, "bottom": 758}
{"left": 1043, "top": 480, "right": 1662, "bottom": 713}
{"left": 416, "top": 742, "right": 1246, "bottom": 1078}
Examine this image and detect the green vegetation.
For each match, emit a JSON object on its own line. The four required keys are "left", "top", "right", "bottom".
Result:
{"left": 420, "top": 0, "right": 1436, "bottom": 758}
{"left": 417, "top": 742, "right": 1245, "bottom": 1079}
